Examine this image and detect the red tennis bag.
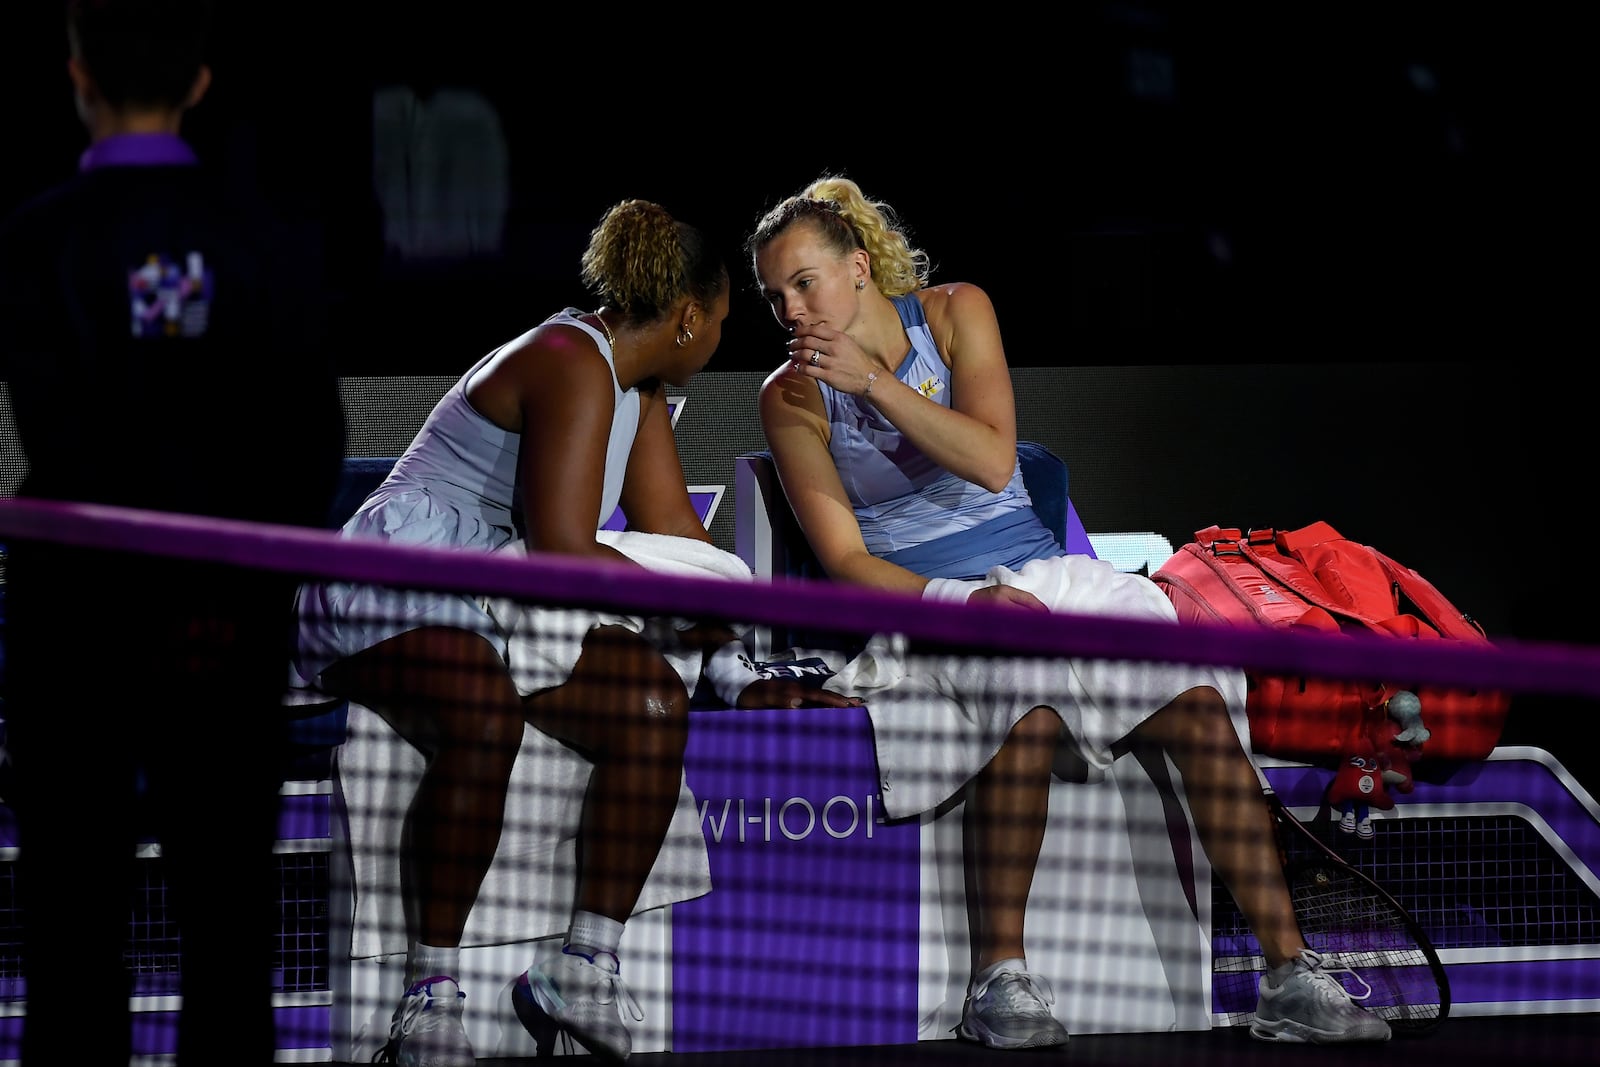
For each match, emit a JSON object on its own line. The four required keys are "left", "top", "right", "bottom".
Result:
{"left": 1151, "top": 521, "right": 1510, "bottom": 769}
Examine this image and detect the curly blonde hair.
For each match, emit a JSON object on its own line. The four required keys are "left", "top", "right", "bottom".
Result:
{"left": 581, "top": 199, "right": 727, "bottom": 325}
{"left": 746, "top": 175, "right": 931, "bottom": 297}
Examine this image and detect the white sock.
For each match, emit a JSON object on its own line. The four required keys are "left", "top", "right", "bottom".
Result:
{"left": 566, "top": 910, "right": 624, "bottom": 960}
{"left": 1265, "top": 953, "right": 1305, "bottom": 989}
{"left": 973, "top": 957, "right": 1026, "bottom": 990}
{"left": 408, "top": 942, "right": 461, "bottom": 987}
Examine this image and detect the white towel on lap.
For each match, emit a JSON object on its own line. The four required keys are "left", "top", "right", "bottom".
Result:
{"left": 797, "top": 554, "right": 1251, "bottom": 821}
{"left": 340, "top": 531, "right": 752, "bottom": 959}
{"left": 487, "top": 530, "right": 755, "bottom": 697}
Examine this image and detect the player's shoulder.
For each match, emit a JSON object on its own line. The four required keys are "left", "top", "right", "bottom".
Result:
{"left": 913, "top": 281, "right": 995, "bottom": 330}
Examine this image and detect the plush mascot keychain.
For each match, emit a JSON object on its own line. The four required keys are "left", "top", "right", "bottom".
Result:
{"left": 1329, "top": 747, "right": 1390, "bottom": 838}
{"left": 1327, "top": 691, "right": 1426, "bottom": 838}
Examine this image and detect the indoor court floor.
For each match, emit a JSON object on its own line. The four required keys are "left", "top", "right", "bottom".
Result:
{"left": 328, "top": 1011, "right": 1599, "bottom": 1067}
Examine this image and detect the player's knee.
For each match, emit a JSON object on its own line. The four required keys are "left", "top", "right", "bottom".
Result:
{"left": 1012, "top": 703, "right": 1063, "bottom": 746}
{"left": 1142, "top": 686, "right": 1231, "bottom": 749}
{"left": 630, "top": 657, "right": 692, "bottom": 730}
{"left": 453, "top": 700, "right": 528, "bottom": 755}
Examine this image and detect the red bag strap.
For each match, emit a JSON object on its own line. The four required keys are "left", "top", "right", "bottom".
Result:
{"left": 1192, "top": 525, "right": 1243, "bottom": 547}
{"left": 1231, "top": 535, "right": 1354, "bottom": 619}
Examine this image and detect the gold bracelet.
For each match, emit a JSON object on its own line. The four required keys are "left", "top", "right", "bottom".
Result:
{"left": 864, "top": 371, "right": 878, "bottom": 397}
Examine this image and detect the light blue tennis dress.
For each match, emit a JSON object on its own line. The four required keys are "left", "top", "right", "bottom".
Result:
{"left": 820, "top": 294, "right": 1063, "bottom": 578}
{"left": 811, "top": 293, "right": 1249, "bottom": 818}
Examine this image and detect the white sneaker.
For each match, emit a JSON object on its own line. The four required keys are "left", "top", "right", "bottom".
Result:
{"left": 955, "top": 964, "right": 1070, "bottom": 1050}
{"left": 1339, "top": 809, "right": 1358, "bottom": 834}
{"left": 374, "top": 976, "right": 474, "bottom": 1067}
{"left": 1252, "top": 949, "right": 1392, "bottom": 1043}
{"left": 513, "top": 948, "right": 642, "bottom": 1062}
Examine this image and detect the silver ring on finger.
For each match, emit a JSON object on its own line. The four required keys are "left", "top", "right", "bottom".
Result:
{"left": 810, "top": 351, "right": 821, "bottom": 366}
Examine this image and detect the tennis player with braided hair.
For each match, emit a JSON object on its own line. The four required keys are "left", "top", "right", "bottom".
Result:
{"left": 292, "top": 199, "right": 858, "bottom": 1065}
{"left": 748, "top": 175, "right": 1392, "bottom": 1049}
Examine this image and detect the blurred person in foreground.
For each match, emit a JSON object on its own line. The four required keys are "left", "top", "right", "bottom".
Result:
{"left": 0, "top": 1, "right": 344, "bottom": 1065}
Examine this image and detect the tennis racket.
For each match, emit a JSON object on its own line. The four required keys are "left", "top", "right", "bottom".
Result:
{"left": 1211, "top": 787, "right": 1450, "bottom": 1037}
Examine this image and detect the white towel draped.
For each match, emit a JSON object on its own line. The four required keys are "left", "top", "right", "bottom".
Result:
{"left": 793, "top": 554, "right": 1251, "bottom": 820}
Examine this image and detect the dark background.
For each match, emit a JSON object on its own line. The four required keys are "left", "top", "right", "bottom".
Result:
{"left": 3, "top": 3, "right": 1591, "bottom": 745}
{"left": 5, "top": 3, "right": 1582, "bottom": 376}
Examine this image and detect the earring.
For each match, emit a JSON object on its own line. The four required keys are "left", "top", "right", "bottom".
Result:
{"left": 855, "top": 278, "right": 866, "bottom": 291}
{"left": 676, "top": 329, "right": 694, "bottom": 347}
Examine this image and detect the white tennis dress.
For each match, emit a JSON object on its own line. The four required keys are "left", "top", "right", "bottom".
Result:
{"left": 289, "top": 308, "right": 637, "bottom": 693}
{"left": 286, "top": 310, "right": 715, "bottom": 957}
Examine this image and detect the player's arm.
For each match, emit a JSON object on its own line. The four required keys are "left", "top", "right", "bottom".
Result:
{"left": 616, "top": 383, "right": 711, "bottom": 543}
{"left": 866, "top": 282, "right": 1019, "bottom": 491}
{"left": 483, "top": 327, "right": 636, "bottom": 564}
{"left": 759, "top": 361, "right": 923, "bottom": 595}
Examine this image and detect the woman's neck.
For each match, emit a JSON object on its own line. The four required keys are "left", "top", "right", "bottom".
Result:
{"left": 855, "top": 292, "right": 911, "bottom": 371}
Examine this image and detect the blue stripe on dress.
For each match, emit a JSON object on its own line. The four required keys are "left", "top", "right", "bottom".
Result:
{"left": 883, "top": 509, "right": 1063, "bottom": 581}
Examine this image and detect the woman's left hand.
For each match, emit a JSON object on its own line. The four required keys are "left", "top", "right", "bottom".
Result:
{"left": 969, "top": 584, "right": 1049, "bottom": 612}
{"left": 787, "top": 325, "right": 877, "bottom": 398}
